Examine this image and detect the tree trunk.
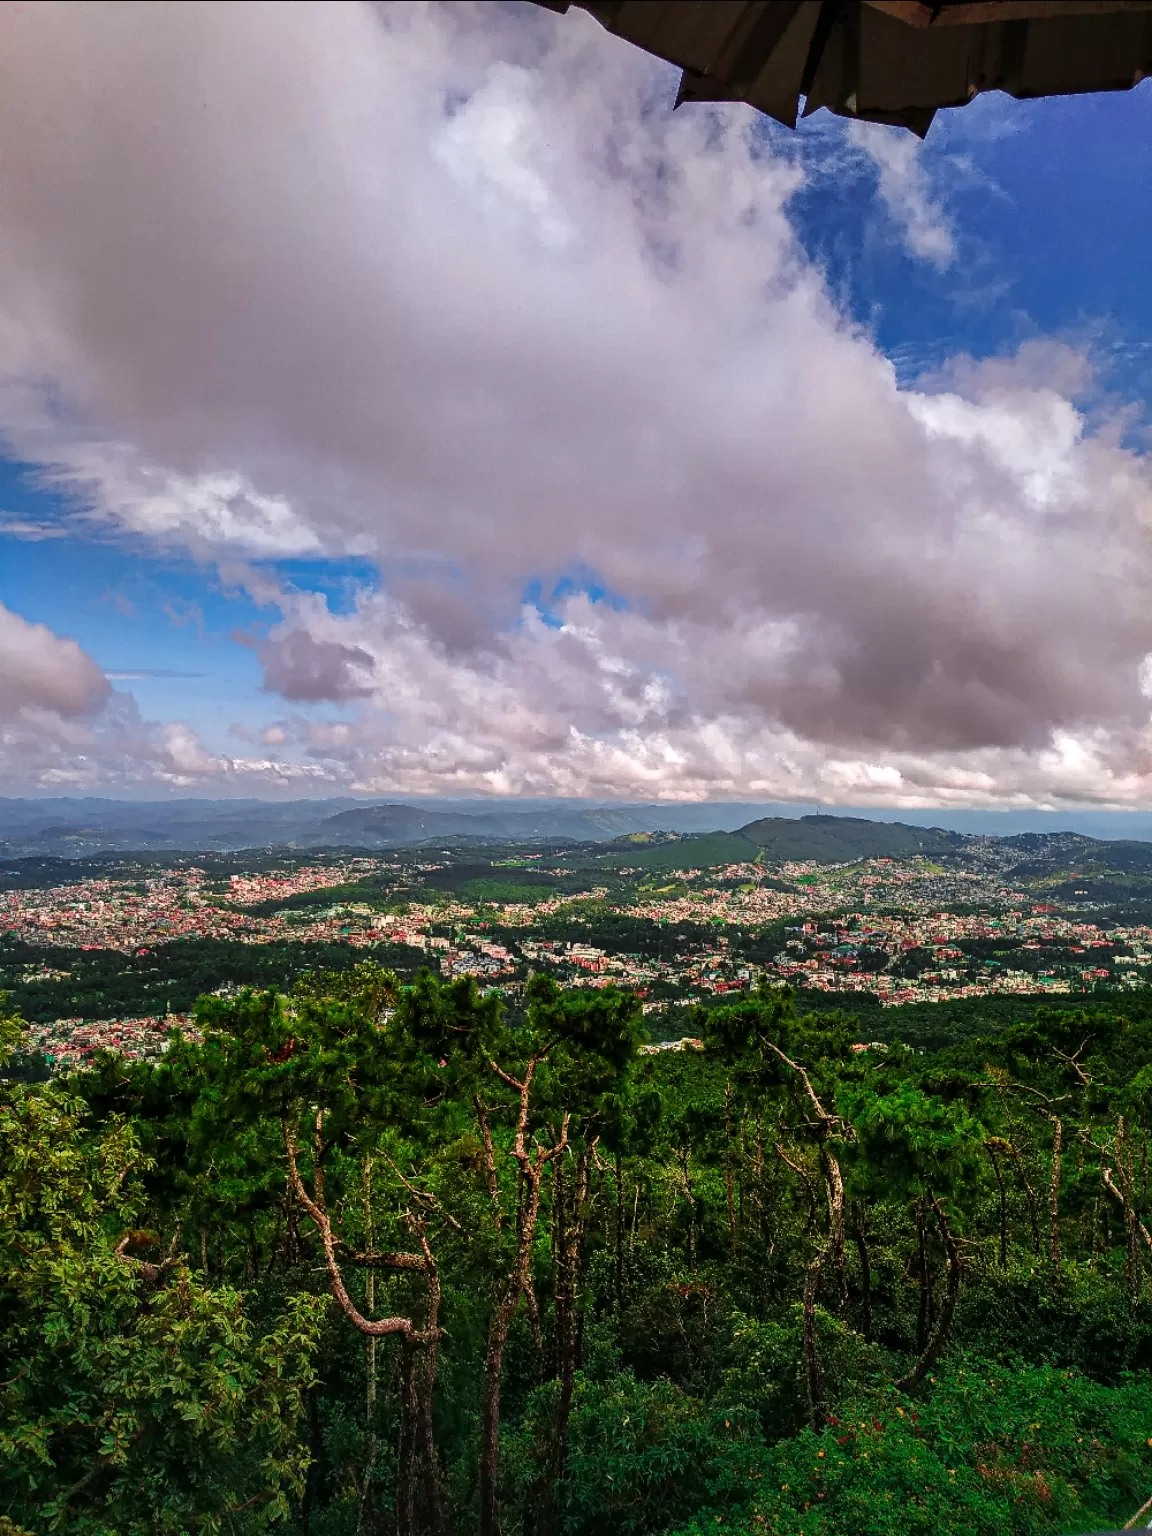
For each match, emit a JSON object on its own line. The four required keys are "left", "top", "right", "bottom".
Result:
{"left": 551, "top": 1157, "right": 566, "bottom": 1376}
{"left": 914, "top": 1207, "right": 930, "bottom": 1353}
{"left": 614, "top": 1150, "right": 624, "bottom": 1316}
{"left": 473, "top": 1098, "right": 503, "bottom": 1227}
{"left": 896, "top": 1195, "right": 961, "bottom": 1392}
{"left": 393, "top": 1344, "right": 416, "bottom": 1536}
{"left": 1008, "top": 1142, "right": 1041, "bottom": 1254}
{"left": 540, "top": 1144, "right": 591, "bottom": 1534}
{"left": 852, "top": 1209, "right": 872, "bottom": 1344}
{"left": 1101, "top": 1142, "right": 1152, "bottom": 1310}
{"left": 1048, "top": 1117, "right": 1063, "bottom": 1273}
{"left": 754, "top": 1113, "right": 767, "bottom": 1247}
{"left": 986, "top": 1143, "right": 1008, "bottom": 1269}
{"left": 300, "top": 1385, "right": 322, "bottom": 1535}
{"left": 365, "top": 1160, "right": 377, "bottom": 1426}
{"left": 821, "top": 1147, "right": 847, "bottom": 1312}
{"left": 802, "top": 1246, "right": 827, "bottom": 1431}
{"left": 724, "top": 1082, "right": 737, "bottom": 1258}
{"left": 480, "top": 1293, "right": 518, "bottom": 1536}
{"left": 283, "top": 1121, "right": 444, "bottom": 1534}
{"left": 414, "top": 1259, "right": 445, "bottom": 1536}
{"left": 478, "top": 1063, "right": 567, "bottom": 1536}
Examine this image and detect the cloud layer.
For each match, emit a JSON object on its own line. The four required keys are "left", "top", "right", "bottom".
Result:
{"left": 0, "top": 1, "right": 1150, "bottom": 805}
{"left": 0, "top": 602, "right": 108, "bottom": 720}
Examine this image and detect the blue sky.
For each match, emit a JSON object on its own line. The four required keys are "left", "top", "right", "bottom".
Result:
{"left": 786, "top": 86, "right": 1152, "bottom": 399}
{"left": 0, "top": 2, "right": 1150, "bottom": 807}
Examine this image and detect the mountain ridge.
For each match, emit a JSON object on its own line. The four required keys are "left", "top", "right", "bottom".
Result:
{"left": 6, "top": 797, "right": 1152, "bottom": 863}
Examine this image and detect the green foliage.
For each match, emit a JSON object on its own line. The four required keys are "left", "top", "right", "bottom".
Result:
{"left": 842, "top": 1083, "right": 986, "bottom": 1209}
{"left": 0, "top": 936, "right": 426, "bottom": 1023}
{"left": 669, "top": 1357, "right": 1152, "bottom": 1536}
{"left": 3, "top": 977, "right": 1152, "bottom": 1534}
{"left": 0, "top": 1078, "right": 326, "bottom": 1533}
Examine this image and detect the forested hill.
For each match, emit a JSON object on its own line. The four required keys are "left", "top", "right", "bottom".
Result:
{"left": 599, "top": 813, "right": 1152, "bottom": 875}
{"left": 736, "top": 813, "right": 964, "bottom": 862}
{"left": 596, "top": 814, "right": 969, "bottom": 869}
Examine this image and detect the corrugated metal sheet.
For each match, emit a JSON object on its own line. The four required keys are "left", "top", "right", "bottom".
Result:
{"left": 535, "top": 0, "right": 1152, "bottom": 135}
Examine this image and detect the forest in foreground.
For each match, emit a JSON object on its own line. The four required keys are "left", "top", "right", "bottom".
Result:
{"left": 2, "top": 967, "right": 1151, "bottom": 1536}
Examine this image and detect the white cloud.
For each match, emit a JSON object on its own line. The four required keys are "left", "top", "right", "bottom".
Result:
{"left": 0, "top": 601, "right": 109, "bottom": 719}
{"left": 0, "top": 519, "right": 68, "bottom": 540}
{"left": 0, "top": 2, "right": 1146, "bottom": 807}
{"left": 847, "top": 118, "right": 956, "bottom": 269}
{"left": 43, "top": 452, "right": 326, "bottom": 559}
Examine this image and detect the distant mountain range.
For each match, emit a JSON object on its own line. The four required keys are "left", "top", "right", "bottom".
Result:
{"left": 0, "top": 797, "right": 770, "bottom": 857}
{"left": 5, "top": 801, "right": 1152, "bottom": 882}
{"left": 583, "top": 815, "right": 962, "bottom": 870}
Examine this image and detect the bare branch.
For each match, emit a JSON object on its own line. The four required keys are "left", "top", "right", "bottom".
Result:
{"left": 383, "top": 1153, "right": 465, "bottom": 1235}
{"left": 1051, "top": 1038, "right": 1092, "bottom": 1088}
{"left": 895, "top": 1191, "right": 962, "bottom": 1392}
{"left": 764, "top": 1041, "right": 834, "bottom": 1123}
{"left": 284, "top": 1122, "right": 435, "bottom": 1341}
{"left": 774, "top": 1142, "right": 819, "bottom": 1232}
{"left": 472, "top": 1097, "right": 503, "bottom": 1227}
{"left": 334, "top": 1242, "right": 432, "bottom": 1272}
{"left": 114, "top": 1229, "right": 183, "bottom": 1286}
{"left": 1102, "top": 1166, "right": 1152, "bottom": 1254}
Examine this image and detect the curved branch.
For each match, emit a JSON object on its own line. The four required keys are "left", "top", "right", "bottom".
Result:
{"left": 334, "top": 1242, "right": 432, "bottom": 1271}
{"left": 775, "top": 1142, "right": 819, "bottom": 1232}
{"left": 383, "top": 1153, "right": 465, "bottom": 1234}
{"left": 114, "top": 1230, "right": 182, "bottom": 1286}
{"left": 473, "top": 1096, "right": 503, "bottom": 1227}
{"left": 764, "top": 1041, "right": 835, "bottom": 1125}
{"left": 284, "top": 1120, "right": 433, "bottom": 1340}
{"left": 1102, "top": 1166, "right": 1152, "bottom": 1253}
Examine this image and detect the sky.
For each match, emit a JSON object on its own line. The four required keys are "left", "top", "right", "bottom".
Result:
{"left": 1, "top": 1, "right": 1152, "bottom": 810}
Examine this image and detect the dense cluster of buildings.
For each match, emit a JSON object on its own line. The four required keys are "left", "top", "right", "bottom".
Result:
{"left": 5, "top": 852, "right": 1149, "bottom": 1068}
{"left": 1, "top": 862, "right": 385, "bottom": 950}
{"left": 24, "top": 1012, "right": 198, "bottom": 1070}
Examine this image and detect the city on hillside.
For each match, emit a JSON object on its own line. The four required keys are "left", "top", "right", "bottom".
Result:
{"left": 7, "top": 812, "right": 1152, "bottom": 1071}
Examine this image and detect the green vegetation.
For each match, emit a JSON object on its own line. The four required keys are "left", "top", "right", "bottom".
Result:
{"left": 559, "top": 814, "right": 979, "bottom": 873}
{"left": 584, "top": 831, "right": 761, "bottom": 871}
{"left": 2, "top": 969, "right": 1152, "bottom": 1533}
{"left": 0, "top": 937, "right": 427, "bottom": 1022}
{"left": 419, "top": 864, "right": 594, "bottom": 900}
{"left": 738, "top": 815, "right": 963, "bottom": 863}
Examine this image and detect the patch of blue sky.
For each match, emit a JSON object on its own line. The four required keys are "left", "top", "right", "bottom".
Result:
{"left": 521, "top": 567, "right": 633, "bottom": 629}
{"left": 0, "top": 527, "right": 257, "bottom": 668}
{"left": 261, "top": 555, "right": 381, "bottom": 614}
{"left": 766, "top": 84, "right": 1152, "bottom": 410}
{"left": 0, "top": 454, "right": 72, "bottom": 539}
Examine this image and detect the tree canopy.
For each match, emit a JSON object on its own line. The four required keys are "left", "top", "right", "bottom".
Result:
{"left": 2, "top": 970, "right": 1152, "bottom": 1534}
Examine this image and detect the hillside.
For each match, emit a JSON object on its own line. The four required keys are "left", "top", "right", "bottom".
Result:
{"left": 736, "top": 814, "right": 964, "bottom": 863}
{"left": 585, "top": 830, "right": 759, "bottom": 870}
{"left": 582, "top": 814, "right": 967, "bottom": 872}
{"left": 313, "top": 802, "right": 656, "bottom": 846}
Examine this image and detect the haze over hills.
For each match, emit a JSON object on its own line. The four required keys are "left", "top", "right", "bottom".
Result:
{"left": 8, "top": 800, "right": 1152, "bottom": 876}
{"left": 0, "top": 797, "right": 774, "bottom": 857}
{"left": 313, "top": 801, "right": 710, "bottom": 847}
